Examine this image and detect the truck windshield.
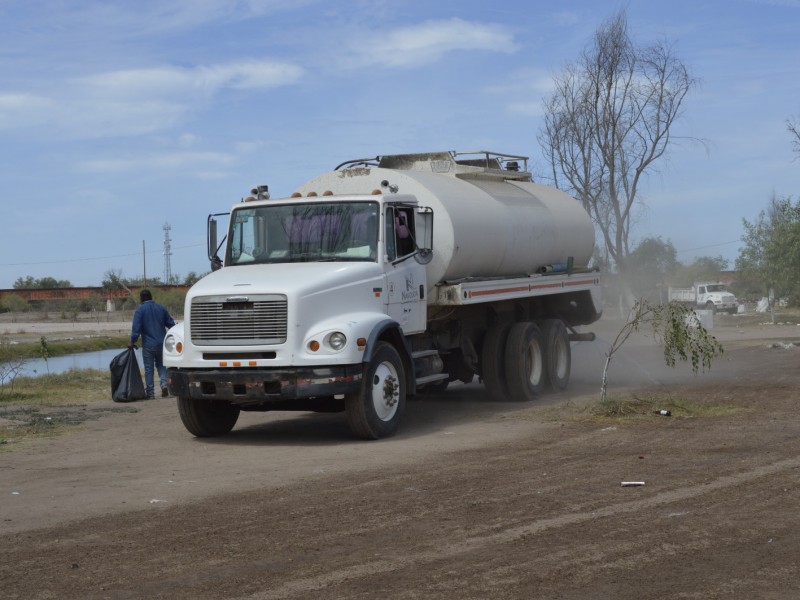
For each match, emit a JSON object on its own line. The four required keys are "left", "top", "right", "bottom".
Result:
{"left": 705, "top": 284, "right": 725, "bottom": 292}
{"left": 226, "top": 201, "right": 379, "bottom": 265}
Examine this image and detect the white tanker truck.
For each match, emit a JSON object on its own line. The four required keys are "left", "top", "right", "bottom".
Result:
{"left": 164, "top": 151, "right": 602, "bottom": 439}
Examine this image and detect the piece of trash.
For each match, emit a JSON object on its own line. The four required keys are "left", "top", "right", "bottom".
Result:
{"left": 654, "top": 410, "right": 671, "bottom": 416}
{"left": 601, "top": 426, "right": 617, "bottom": 432}
{"left": 621, "top": 481, "right": 645, "bottom": 487}
{"left": 11, "top": 491, "right": 20, "bottom": 495}
{"left": 149, "top": 499, "right": 166, "bottom": 504}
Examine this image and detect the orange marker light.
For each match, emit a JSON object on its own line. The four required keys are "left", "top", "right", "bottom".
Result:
{"left": 309, "top": 340, "right": 320, "bottom": 352}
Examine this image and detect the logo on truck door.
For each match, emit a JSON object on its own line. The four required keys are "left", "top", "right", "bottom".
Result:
{"left": 401, "top": 274, "right": 419, "bottom": 301}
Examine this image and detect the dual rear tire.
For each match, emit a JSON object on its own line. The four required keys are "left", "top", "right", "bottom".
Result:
{"left": 481, "top": 319, "right": 570, "bottom": 402}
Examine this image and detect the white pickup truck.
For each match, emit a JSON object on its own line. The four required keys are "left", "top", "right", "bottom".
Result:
{"left": 668, "top": 282, "right": 738, "bottom": 314}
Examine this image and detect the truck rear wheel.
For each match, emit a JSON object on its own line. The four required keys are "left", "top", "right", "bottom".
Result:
{"left": 542, "top": 319, "right": 571, "bottom": 392}
{"left": 177, "top": 397, "right": 240, "bottom": 437}
{"left": 481, "top": 323, "right": 512, "bottom": 402}
{"left": 504, "top": 321, "right": 545, "bottom": 401}
{"left": 345, "top": 342, "right": 405, "bottom": 440}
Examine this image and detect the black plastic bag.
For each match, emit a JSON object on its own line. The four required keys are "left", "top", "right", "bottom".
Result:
{"left": 110, "top": 347, "right": 147, "bottom": 402}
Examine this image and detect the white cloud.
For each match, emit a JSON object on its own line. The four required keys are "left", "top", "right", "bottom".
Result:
{"left": 0, "top": 93, "right": 56, "bottom": 128}
{"left": 81, "top": 59, "right": 304, "bottom": 97}
{"left": 483, "top": 68, "right": 555, "bottom": 117}
{"left": 0, "top": 58, "right": 303, "bottom": 139}
{"left": 78, "top": 151, "right": 235, "bottom": 173}
{"left": 40, "top": 0, "right": 320, "bottom": 37}
{"left": 507, "top": 102, "right": 544, "bottom": 117}
{"left": 342, "top": 18, "right": 519, "bottom": 69}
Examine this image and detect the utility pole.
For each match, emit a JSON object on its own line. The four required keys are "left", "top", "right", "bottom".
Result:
{"left": 142, "top": 240, "right": 147, "bottom": 288}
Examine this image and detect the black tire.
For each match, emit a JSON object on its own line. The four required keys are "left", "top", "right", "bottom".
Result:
{"left": 481, "top": 323, "right": 512, "bottom": 402}
{"left": 177, "top": 397, "right": 240, "bottom": 437}
{"left": 504, "top": 321, "right": 546, "bottom": 402}
{"left": 345, "top": 342, "right": 406, "bottom": 439}
{"left": 541, "top": 319, "right": 571, "bottom": 392}
{"left": 705, "top": 301, "right": 717, "bottom": 315}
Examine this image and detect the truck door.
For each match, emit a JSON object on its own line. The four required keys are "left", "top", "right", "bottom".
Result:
{"left": 384, "top": 205, "right": 427, "bottom": 334}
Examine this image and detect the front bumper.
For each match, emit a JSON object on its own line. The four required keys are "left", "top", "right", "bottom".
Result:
{"left": 714, "top": 302, "right": 737, "bottom": 311}
{"left": 167, "top": 365, "right": 363, "bottom": 406}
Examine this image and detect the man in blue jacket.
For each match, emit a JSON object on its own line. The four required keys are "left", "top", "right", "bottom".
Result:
{"left": 129, "top": 289, "right": 176, "bottom": 399}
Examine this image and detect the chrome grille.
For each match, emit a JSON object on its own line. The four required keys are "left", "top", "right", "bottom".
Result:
{"left": 190, "top": 294, "right": 287, "bottom": 345}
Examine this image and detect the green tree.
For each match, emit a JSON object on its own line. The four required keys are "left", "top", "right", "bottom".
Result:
{"left": 601, "top": 300, "right": 724, "bottom": 402}
{"left": 102, "top": 269, "right": 127, "bottom": 291}
{"left": 183, "top": 271, "right": 203, "bottom": 286}
{"left": 13, "top": 276, "right": 72, "bottom": 289}
{"left": 736, "top": 194, "right": 800, "bottom": 306}
{"left": 669, "top": 255, "right": 729, "bottom": 287}
{"left": 626, "top": 237, "right": 678, "bottom": 300}
{"left": 0, "top": 295, "right": 30, "bottom": 313}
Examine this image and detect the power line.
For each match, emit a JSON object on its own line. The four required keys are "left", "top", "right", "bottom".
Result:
{"left": 0, "top": 243, "right": 204, "bottom": 267}
{"left": 675, "top": 240, "right": 741, "bottom": 254}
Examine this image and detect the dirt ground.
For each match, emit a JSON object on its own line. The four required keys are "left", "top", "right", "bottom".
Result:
{"left": 2, "top": 315, "right": 800, "bottom": 599}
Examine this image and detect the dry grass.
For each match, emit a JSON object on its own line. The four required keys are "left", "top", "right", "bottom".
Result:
{"left": 0, "top": 368, "right": 137, "bottom": 449}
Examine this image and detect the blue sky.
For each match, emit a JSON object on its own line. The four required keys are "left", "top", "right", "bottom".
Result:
{"left": 0, "top": 0, "right": 798, "bottom": 288}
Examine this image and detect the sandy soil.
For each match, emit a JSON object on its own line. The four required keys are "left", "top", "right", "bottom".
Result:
{"left": 1, "top": 315, "right": 800, "bottom": 599}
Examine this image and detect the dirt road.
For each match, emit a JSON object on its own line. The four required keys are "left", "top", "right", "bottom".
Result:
{"left": 2, "top": 318, "right": 800, "bottom": 599}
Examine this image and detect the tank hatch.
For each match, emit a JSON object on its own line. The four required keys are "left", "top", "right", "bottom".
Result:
{"left": 374, "top": 151, "right": 532, "bottom": 182}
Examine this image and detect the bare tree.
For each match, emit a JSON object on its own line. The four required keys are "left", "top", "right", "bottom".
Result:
{"left": 538, "top": 10, "right": 697, "bottom": 275}
{"left": 788, "top": 116, "right": 800, "bottom": 156}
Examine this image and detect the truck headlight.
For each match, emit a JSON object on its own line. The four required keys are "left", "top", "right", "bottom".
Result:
{"left": 164, "top": 333, "right": 182, "bottom": 354}
{"left": 327, "top": 331, "right": 347, "bottom": 351}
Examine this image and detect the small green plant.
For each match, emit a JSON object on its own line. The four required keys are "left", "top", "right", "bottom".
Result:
{"left": 601, "top": 300, "right": 724, "bottom": 402}
{"left": 39, "top": 336, "right": 50, "bottom": 375}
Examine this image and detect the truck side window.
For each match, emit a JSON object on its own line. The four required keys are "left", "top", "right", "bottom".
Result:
{"left": 395, "top": 207, "right": 416, "bottom": 257}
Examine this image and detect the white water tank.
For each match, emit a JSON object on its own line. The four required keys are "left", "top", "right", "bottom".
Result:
{"left": 294, "top": 152, "right": 595, "bottom": 289}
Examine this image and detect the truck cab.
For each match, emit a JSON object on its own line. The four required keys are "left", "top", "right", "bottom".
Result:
{"left": 164, "top": 191, "right": 433, "bottom": 439}
{"left": 696, "top": 282, "right": 738, "bottom": 314}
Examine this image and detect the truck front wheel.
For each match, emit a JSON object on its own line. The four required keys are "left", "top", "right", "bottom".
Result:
{"left": 177, "top": 397, "right": 240, "bottom": 437}
{"left": 345, "top": 342, "right": 406, "bottom": 440}
{"left": 504, "top": 321, "right": 546, "bottom": 401}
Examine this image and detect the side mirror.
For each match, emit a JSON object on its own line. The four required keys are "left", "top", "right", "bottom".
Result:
{"left": 413, "top": 206, "right": 434, "bottom": 265}
{"left": 207, "top": 213, "right": 228, "bottom": 271}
